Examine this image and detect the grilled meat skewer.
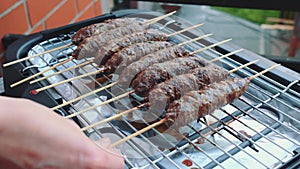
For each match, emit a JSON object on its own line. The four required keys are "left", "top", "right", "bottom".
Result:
{"left": 146, "top": 58, "right": 255, "bottom": 112}
{"left": 118, "top": 46, "right": 191, "bottom": 86}
{"left": 92, "top": 29, "right": 168, "bottom": 64}
{"left": 72, "top": 22, "right": 149, "bottom": 60}
{"left": 146, "top": 59, "right": 256, "bottom": 115}
{"left": 165, "top": 77, "right": 249, "bottom": 129}
{"left": 130, "top": 57, "right": 208, "bottom": 96}
{"left": 109, "top": 65, "right": 280, "bottom": 146}
{"left": 118, "top": 36, "right": 228, "bottom": 87}
{"left": 146, "top": 65, "right": 227, "bottom": 112}
{"left": 165, "top": 63, "right": 280, "bottom": 129}
{"left": 104, "top": 41, "right": 173, "bottom": 75}
{"left": 72, "top": 11, "right": 176, "bottom": 45}
{"left": 72, "top": 18, "right": 143, "bottom": 45}
{"left": 76, "top": 61, "right": 263, "bottom": 132}
{"left": 74, "top": 24, "right": 207, "bottom": 64}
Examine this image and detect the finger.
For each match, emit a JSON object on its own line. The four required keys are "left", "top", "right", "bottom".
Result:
{"left": 94, "top": 138, "right": 123, "bottom": 158}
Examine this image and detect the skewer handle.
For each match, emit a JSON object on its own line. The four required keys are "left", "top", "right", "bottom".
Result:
{"left": 4, "top": 44, "right": 72, "bottom": 67}
{"left": 178, "top": 33, "right": 213, "bottom": 46}
{"left": 52, "top": 81, "right": 118, "bottom": 110}
{"left": 111, "top": 118, "right": 167, "bottom": 147}
{"left": 229, "top": 59, "right": 259, "bottom": 73}
{"left": 80, "top": 103, "right": 148, "bottom": 131}
{"left": 144, "top": 11, "right": 176, "bottom": 25}
{"left": 10, "top": 57, "right": 73, "bottom": 88}
{"left": 30, "top": 59, "right": 94, "bottom": 84}
{"left": 65, "top": 90, "right": 134, "bottom": 119}
{"left": 249, "top": 64, "right": 281, "bottom": 80}
{"left": 191, "top": 38, "right": 232, "bottom": 55}
{"left": 31, "top": 69, "right": 103, "bottom": 94}
{"left": 167, "top": 23, "right": 204, "bottom": 37}
{"left": 209, "top": 49, "right": 244, "bottom": 63}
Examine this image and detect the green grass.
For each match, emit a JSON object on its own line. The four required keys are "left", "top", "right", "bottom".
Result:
{"left": 212, "top": 7, "right": 281, "bottom": 24}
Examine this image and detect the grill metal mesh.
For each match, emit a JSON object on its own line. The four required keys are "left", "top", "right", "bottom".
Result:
{"left": 20, "top": 13, "right": 300, "bottom": 169}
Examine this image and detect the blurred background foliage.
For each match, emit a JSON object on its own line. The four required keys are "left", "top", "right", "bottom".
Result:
{"left": 212, "top": 7, "right": 281, "bottom": 24}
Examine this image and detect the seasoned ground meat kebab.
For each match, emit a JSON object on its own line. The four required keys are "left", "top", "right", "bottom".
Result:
{"left": 109, "top": 65, "right": 279, "bottom": 147}
{"left": 73, "top": 23, "right": 206, "bottom": 63}
{"left": 164, "top": 64, "right": 280, "bottom": 129}
{"left": 118, "top": 45, "right": 192, "bottom": 87}
{"left": 72, "top": 18, "right": 143, "bottom": 45}
{"left": 146, "top": 65, "right": 227, "bottom": 111}
{"left": 146, "top": 60, "right": 257, "bottom": 113}
{"left": 72, "top": 11, "right": 176, "bottom": 45}
{"left": 164, "top": 78, "right": 249, "bottom": 129}
{"left": 72, "top": 22, "right": 149, "bottom": 60}
{"left": 130, "top": 57, "right": 209, "bottom": 96}
{"left": 103, "top": 41, "right": 173, "bottom": 75}
{"left": 118, "top": 34, "right": 225, "bottom": 87}
{"left": 88, "top": 29, "right": 168, "bottom": 64}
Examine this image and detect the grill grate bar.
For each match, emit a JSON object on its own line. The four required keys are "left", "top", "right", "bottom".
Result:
{"left": 241, "top": 87, "right": 300, "bottom": 140}
{"left": 231, "top": 101, "right": 300, "bottom": 150}
{"left": 186, "top": 124, "right": 249, "bottom": 168}
{"left": 181, "top": 135, "right": 228, "bottom": 169}
{"left": 197, "top": 117, "right": 271, "bottom": 169}
{"left": 220, "top": 107, "right": 294, "bottom": 156}
{"left": 214, "top": 109, "right": 287, "bottom": 162}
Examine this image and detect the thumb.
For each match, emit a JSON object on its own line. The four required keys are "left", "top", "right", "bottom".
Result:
{"left": 94, "top": 137, "right": 123, "bottom": 158}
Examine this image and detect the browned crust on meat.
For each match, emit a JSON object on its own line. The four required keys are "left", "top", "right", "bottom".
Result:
{"left": 165, "top": 78, "right": 250, "bottom": 129}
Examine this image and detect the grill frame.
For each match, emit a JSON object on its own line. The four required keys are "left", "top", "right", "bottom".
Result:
{"left": 3, "top": 9, "right": 300, "bottom": 169}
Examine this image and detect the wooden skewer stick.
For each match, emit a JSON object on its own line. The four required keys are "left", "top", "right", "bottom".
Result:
{"left": 111, "top": 118, "right": 167, "bottom": 147}
{"left": 229, "top": 59, "right": 258, "bottom": 73}
{"left": 10, "top": 57, "right": 73, "bottom": 88}
{"left": 249, "top": 64, "right": 281, "bottom": 80}
{"left": 65, "top": 90, "right": 134, "bottom": 119}
{"left": 30, "top": 68, "right": 104, "bottom": 95}
{"left": 80, "top": 103, "right": 148, "bottom": 131}
{"left": 30, "top": 59, "right": 94, "bottom": 84}
{"left": 167, "top": 23, "right": 204, "bottom": 37}
{"left": 144, "top": 11, "right": 176, "bottom": 24}
{"left": 3, "top": 43, "right": 72, "bottom": 68}
{"left": 209, "top": 49, "right": 244, "bottom": 63}
{"left": 76, "top": 58, "right": 257, "bottom": 130}
{"left": 177, "top": 33, "right": 212, "bottom": 46}
{"left": 190, "top": 39, "right": 232, "bottom": 55}
{"left": 52, "top": 81, "right": 118, "bottom": 110}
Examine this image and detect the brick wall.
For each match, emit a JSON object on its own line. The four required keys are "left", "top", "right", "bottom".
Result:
{"left": 0, "top": 0, "right": 105, "bottom": 77}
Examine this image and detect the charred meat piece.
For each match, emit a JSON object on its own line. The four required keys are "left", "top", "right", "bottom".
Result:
{"left": 72, "top": 18, "right": 142, "bottom": 45}
{"left": 131, "top": 57, "right": 208, "bottom": 96}
{"left": 165, "top": 77, "right": 250, "bottom": 129}
{"left": 94, "top": 29, "right": 168, "bottom": 65}
{"left": 104, "top": 41, "right": 173, "bottom": 74}
{"left": 72, "top": 22, "right": 149, "bottom": 60}
{"left": 118, "top": 45, "right": 190, "bottom": 87}
{"left": 146, "top": 65, "right": 229, "bottom": 113}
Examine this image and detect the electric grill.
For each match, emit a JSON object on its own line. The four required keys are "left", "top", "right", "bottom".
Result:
{"left": 3, "top": 10, "right": 300, "bottom": 168}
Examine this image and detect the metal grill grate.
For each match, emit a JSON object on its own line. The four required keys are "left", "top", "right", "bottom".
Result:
{"left": 18, "top": 12, "right": 300, "bottom": 169}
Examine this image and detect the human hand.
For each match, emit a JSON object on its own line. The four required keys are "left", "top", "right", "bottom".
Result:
{"left": 0, "top": 96, "right": 124, "bottom": 169}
